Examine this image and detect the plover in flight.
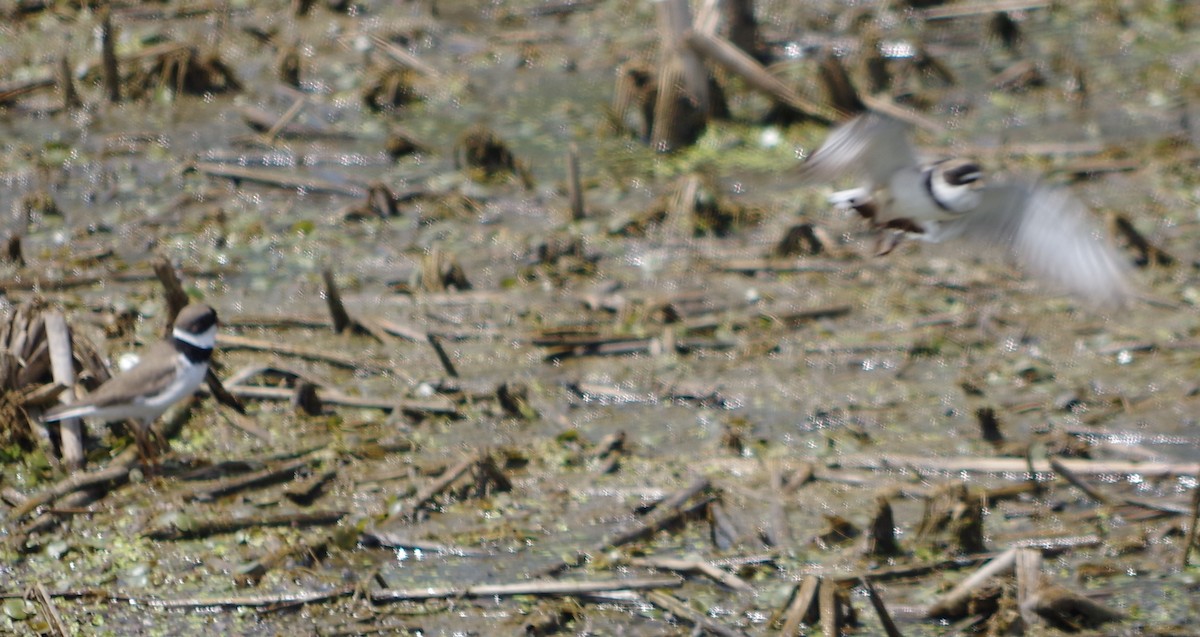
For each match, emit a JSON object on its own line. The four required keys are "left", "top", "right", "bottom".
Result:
{"left": 800, "top": 114, "right": 1133, "bottom": 305}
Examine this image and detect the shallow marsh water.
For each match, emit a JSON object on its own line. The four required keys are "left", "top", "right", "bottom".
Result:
{"left": 2, "top": 0, "right": 1200, "bottom": 634}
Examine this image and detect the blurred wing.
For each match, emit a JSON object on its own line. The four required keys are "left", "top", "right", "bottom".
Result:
{"left": 798, "top": 114, "right": 918, "bottom": 185}
{"left": 942, "top": 181, "right": 1133, "bottom": 305}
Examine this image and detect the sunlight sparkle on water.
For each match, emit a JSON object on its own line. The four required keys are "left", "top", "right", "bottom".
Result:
{"left": 881, "top": 41, "right": 915, "bottom": 58}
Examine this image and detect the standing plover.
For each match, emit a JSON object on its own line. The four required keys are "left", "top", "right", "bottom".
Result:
{"left": 42, "top": 303, "right": 218, "bottom": 455}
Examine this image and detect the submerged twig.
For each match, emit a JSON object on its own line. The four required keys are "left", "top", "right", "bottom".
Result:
{"left": 1023, "top": 585, "right": 1125, "bottom": 630}
{"left": 404, "top": 453, "right": 480, "bottom": 517}
{"left": 0, "top": 267, "right": 225, "bottom": 293}
{"left": 236, "top": 533, "right": 330, "bottom": 587}
{"left": 0, "top": 74, "right": 56, "bottom": 105}
{"left": 643, "top": 590, "right": 745, "bottom": 637}
{"left": 372, "top": 577, "right": 682, "bottom": 604}
{"left": 626, "top": 555, "right": 753, "bottom": 591}
{"left": 10, "top": 448, "right": 139, "bottom": 520}
{"left": 179, "top": 455, "right": 322, "bottom": 501}
{"left": 926, "top": 547, "right": 1017, "bottom": 618}
{"left": 263, "top": 96, "right": 307, "bottom": 143}
{"left": 361, "top": 528, "right": 488, "bottom": 557}
{"left": 839, "top": 454, "right": 1200, "bottom": 478}
{"left": 189, "top": 162, "right": 367, "bottom": 197}
{"left": 137, "top": 585, "right": 357, "bottom": 609}
{"left": 143, "top": 509, "right": 346, "bottom": 540}
{"left": 539, "top": 477, "right": 714, "bottom": 576}
{"left": 1048, "top": 456, "right": 1114, "bottom": 506}
{"left": 426, "top": 333, "right": 459, "bottom": 378}
{"left": 859, "top": 577, "right": 903, "bottom": 637}
{"left": 215, "top": 333, "right": 379, "bottom": 370}
{"left": 218, "top": 384, "right": 460, "bottom": 418}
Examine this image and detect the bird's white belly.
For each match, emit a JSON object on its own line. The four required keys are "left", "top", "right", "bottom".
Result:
{"left": 50, "top": 355, "right": 210, "bottom": 426}
{"left": 882, "top": 170, "right": 958, "bottom": 223}
{"left": 108, "top": 356, "right": 209, "bottom": 423}
{"left": 140, "top": 357, "right": 209, "bottom": 413}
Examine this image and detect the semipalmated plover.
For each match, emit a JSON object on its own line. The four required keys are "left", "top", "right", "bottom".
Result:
{"left": 800, "top": 114, "right": 1132, "bottom": 305}
{"left": 42, "top": 303, "right": 218, "bottom": 454}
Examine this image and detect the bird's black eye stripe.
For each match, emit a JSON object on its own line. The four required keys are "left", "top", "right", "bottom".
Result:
{"left": 177, "top": 306, "right": 218, "bottom": 333}
{"left": 192, "top": 312, "right": 218, "bottom": 333}
{"left": 945, "top": 163, "right": 982, "bottom": 186}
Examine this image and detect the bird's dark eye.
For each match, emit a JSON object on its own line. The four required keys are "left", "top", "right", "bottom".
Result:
{"left": 945, "top": 163, "right": 982, "bottom": 186}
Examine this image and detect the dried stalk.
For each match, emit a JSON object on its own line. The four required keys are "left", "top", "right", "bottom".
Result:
{"left": 566, "top": 142, "right": 585, "bottom": 221}
{"left": 686, "top": 30, "right": 836, "bottom": 123}
{"left": 44, "top": 312, "right": 82, "bottom": 470}
{"left": 779, "top": 575, "right": 820, "bottom": 634}
{"left": 99, "top": 7, "right": 120, "bottom": 103}
{"left": 153, "top": 257, "right": 190, "bottom": 331}
{"left": 1181, "top": 466, "right": 1200, "bottom": 568}
{"left": 923, "top": 0, "right": 1051, "bottom": 20}
{"left": 1015, "top": 547, "right": 1044, "bottom": 628}
{"left": 57, "top": 52, "right": 79, "bottom": 109}
{"left": 322, "top": 268, "right": 351, "bottom": 333}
